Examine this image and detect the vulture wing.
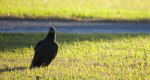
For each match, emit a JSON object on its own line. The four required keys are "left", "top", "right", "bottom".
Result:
{"left": 34, "top": 40, "right": 43, "bottom": 51}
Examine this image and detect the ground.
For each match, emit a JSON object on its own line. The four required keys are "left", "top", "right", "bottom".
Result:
{"left": 0, "top": 33, "right": 150, "bottom": 80}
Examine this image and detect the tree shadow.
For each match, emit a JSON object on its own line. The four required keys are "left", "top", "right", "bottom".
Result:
{"left": 0, "top": 33, "right": 149, "bottom": 51}
{"left": 57, "top": 33, "right": 149, "bottom": 43}
{"left": 0, "top": 66, "right": 28, "bottom": 73}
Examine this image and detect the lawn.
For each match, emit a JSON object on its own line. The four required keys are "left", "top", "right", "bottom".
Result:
{"left": 0, "top": 33, "right": 150, "bottom": 80}
{"left": 0, "top": 0, "right": 150, "bottom": 21}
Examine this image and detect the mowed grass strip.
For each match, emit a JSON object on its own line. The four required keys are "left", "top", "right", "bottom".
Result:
{"left": 0, "top": 33, "right": 150, "bottom": 79}
{"left": 0, "top": 0, "right": 150, "bottom": 21}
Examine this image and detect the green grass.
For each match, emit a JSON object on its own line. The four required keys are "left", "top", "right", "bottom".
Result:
{"left": 0, "top": 33, "right": 150, "bottom": 79}
{"left": 0, "top": 0, "right": 150, "bottom": 21}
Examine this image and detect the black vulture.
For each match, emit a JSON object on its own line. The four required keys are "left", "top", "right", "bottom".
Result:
{"left": 30, "top": 26, "right": 58, "bottom": 68}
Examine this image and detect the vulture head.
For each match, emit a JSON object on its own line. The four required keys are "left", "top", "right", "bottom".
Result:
{"left": 49, "top": 26, "right": 56, "bottom": 33}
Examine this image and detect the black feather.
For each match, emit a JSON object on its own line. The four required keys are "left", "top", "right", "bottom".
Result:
{"left": 30, "top": 26, "right": 58, "bottom": 68}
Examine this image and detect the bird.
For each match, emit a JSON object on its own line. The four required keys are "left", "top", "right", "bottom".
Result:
{"left": 30, "top": 26, "right": 58, "bottom": 68}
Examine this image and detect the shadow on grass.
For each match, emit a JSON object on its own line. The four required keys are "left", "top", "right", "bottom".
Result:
{"left": 0, "top": 33, "right": 149, "bottom": 51}
{"left": 0, "top": 66, "right": 27, "bottom": 73}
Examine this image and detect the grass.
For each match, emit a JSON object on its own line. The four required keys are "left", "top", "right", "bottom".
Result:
{"left": 0, "top": 0, "right": 150, "bottom": 21}
{"left": 0, "top": 33, "right": 150, "bottom": 79}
